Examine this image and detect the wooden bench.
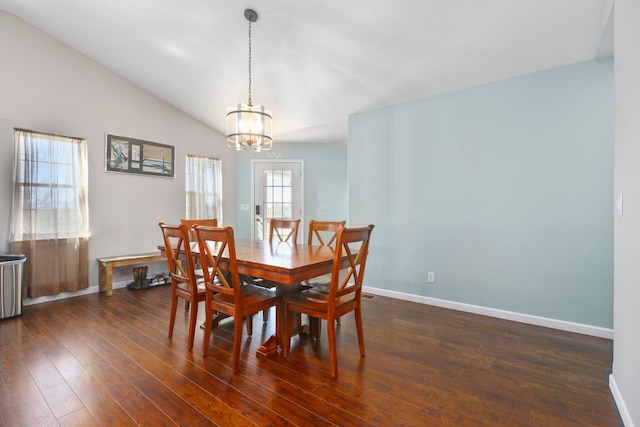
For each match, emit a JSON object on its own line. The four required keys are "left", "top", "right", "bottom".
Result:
{"left": 98, "top": 252, "right": 166, "bottom": 296}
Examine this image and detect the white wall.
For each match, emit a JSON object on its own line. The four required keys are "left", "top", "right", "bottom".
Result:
{"left": 612, "top": 0, "right": 640, "bottom": 424}
{"left": 0, "top": 11, "right": 236, "bottom": 296}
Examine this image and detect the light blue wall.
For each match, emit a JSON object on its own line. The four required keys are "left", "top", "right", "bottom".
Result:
{"left": 349, "top": 59, "right": 613, "bottom": 328}
{"left": 234, "top": 142, "right": 348, "bottom": 239}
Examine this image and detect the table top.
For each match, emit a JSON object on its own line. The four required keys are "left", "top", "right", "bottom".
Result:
{"left": 231, "top": 239, "right": 338, "bottom": 285}
{"left": 160, "top": 239, "right": 337, "bottom": 285}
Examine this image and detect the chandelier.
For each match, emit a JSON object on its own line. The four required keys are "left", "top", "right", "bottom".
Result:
{"left": 226, "top": 9, "right": 273, "bottom": 152}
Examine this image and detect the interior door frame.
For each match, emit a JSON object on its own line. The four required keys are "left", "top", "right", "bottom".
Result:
{"left": 251, "top": 159, "right": 304, "bottom": 241}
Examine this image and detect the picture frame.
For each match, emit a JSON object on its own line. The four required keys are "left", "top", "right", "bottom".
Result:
{"left": 105, "top": 134, "right": 175, "bottom": 178}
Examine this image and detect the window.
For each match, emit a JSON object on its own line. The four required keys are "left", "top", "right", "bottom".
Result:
{"left": 185, "top": 154, "right": 222, "bottom": 222}
{"left": 263, "top": 169, "right": 293, "bottom": 220}
{"left": 11, "top": 129, "right": 89, "bottom": 297}
{"left": 12, "top": 130, "right": 89, "bottom": 240}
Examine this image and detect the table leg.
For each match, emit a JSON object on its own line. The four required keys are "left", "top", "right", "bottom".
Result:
{"left": 256, "top": 283, "right": 307, "bottom": 358}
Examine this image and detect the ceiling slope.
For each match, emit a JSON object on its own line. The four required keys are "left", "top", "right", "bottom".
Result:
{"left": 0, "top": 0, "right": 612, "bottom": 143}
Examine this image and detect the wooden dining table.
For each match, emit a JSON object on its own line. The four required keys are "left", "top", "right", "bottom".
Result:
{"left": 159, "top": 239, "right": 338, "bottom": 357}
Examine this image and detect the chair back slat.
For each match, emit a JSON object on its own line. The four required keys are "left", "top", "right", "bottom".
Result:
{"left": 181, "top": 218, "right": 218, "bottom": 241}
{"left": 193, "top": 225, "right": 239, "bottom": 299}
{"left": 308, "top": 220, "right": 346, "bottom": 248}
{"left": 328, "top": 225, "right": 374, "bottom": 300}
{"left": 159, "top": 223, "right": 197, "bottom": 293}
{"left": 269, "top": 219, "right": 300, "bottom": 243}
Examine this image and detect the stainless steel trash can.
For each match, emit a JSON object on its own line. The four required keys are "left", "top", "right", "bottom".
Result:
{"left": 0, "top": 254, "right": 27, "bottom": 319}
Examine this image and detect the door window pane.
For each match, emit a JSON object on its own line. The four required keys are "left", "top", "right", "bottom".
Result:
{"left": 262, "top": 169, "right": 295, "bottom": 239}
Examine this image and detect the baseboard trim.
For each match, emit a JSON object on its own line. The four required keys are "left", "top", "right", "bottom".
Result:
{"left": 24, "top": 280, "right": 130, "bottom": 306}
{"left": 609, "top": 374, "right": 634, "bottom": 427}
{"left": 24, "top": 282, "right": 613, "bottom": 339}
{"left": 24, "top": 285, "right": 99, "bottom": 306}
{"left": 362, "top": 286, "right": 614, "bottom": 339}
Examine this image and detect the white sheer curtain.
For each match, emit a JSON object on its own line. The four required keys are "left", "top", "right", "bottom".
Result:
{"left": 185, "top": 154, "right": 222, "bottom": 222}
{"left": 11, "top": 129, "right": 89, "bottom": 297}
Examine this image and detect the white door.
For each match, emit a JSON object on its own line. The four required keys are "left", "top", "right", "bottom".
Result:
{"left": 252, "top": 160, "right": 303, "bottom": 241}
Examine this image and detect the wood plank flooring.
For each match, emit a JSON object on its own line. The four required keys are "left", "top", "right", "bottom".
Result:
{"left": 0, "top": 285, "right": 622, "bottom": 426}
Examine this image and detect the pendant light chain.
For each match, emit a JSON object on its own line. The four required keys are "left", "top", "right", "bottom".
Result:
{"left": 226, "top": 8, "right": 272, "bottom": 152}
{"left": 248, "top": 20, "right": 252, "bottom": 106}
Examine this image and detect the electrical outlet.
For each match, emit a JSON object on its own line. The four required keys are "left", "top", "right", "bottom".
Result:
{"left": 427, "top": 272, "right": 435, "bottom": 283}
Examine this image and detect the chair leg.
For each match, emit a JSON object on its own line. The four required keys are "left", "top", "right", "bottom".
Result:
{"left": 262, "top": 308, "right": 269, "bottom": 322}
{"left": 168, "top": 296, "right": 178, "bottom": 338}
{"left": 327, "top": 316, "right": 338, "bottom": 378}
{"left": 202, "top": 305, "right": 213, "bottom": 357}
{"left": 187, "top": 301, "right": 198, "bottom": 350}
{"left": 355, "top": 306, "right": 365, "bottom": 356}
{"left": 281, "top": 304, "right": 291, "bottom": 358}
{"left": 232, "top": 314, "right": 244, "bottom": 373}
{"left": 185, "top": 300, "right": 190, "bottom": 311}
{"left": 246, "top": 315, "right": 253, "bottom": 336}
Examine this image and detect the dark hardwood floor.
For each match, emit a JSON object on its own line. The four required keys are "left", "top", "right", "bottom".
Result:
{"left": 0, "top": 285, "right": 622, "bottom": 426}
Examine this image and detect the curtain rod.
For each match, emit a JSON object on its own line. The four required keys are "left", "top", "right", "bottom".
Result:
{"left": 14, "top": 127, "right": 85, "bottom": 141}
{"left": 187, "top": 154, "right": 221, "bottom": 160}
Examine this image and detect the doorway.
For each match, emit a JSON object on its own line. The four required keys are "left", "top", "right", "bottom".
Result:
{"left": 252, "top": 160, "right": 303, "bottom": 241}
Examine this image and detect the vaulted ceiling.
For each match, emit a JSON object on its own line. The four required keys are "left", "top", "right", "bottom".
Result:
{"left": 0, "top": 0, "right": 614, "bottom": 144}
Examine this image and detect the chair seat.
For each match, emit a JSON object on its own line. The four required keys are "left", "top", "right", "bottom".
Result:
{"left": 211, "top": 284, "right": 279, "bottom": 314}
{"left": 304, "top": 277, "right": 354, "bottom": 294}
{"left": 306, "top": 266, "right": 351, "bottom": 290}
{"left": 177, "top": 278, "right": 207, "bottom": 294}
{"left": 304, "top": 279, "right": 330, "bottom": 293}
{"left": 285, "top": 289, "right": 357, "bottom": 314}
{"left": 304, "top": 274, "right": 331, "bottom": 287}
{"left": 194, "top": 266, "right": 216, "bottom": 277}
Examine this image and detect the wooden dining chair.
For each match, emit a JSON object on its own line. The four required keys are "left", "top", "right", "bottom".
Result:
{"left": 249, "top": 218, "right": 301, "bottom": 321}
{"left": 194, "top": 225, "right": 280, "bottom": 373}
{"left": 305, "top": 219, "right": 346, "bottom": 286}
{"left": 281, "top": 224, "right": 374, "bottom": 378}
{"left": 180, "top": 218, "right": 219, "bottom": 282}
{"left": 305, "top": 220, "right": 347, "bottom": 325}
{"left": 158, "top": 222, "right": 206, "bottom": 351}
{"left": 269, "top": 218, "right": 301, "bottom": 243}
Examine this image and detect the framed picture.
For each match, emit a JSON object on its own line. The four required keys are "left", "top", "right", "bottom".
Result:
{"left": 105, "top": 134, "right": 175, "bottom": 178}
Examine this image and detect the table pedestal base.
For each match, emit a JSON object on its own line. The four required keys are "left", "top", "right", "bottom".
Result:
{"left": 257, "top": 335, "right": 279, "bottom": 357}
{"left": 256, "top": 283, "right": 311, "bottom": 358}
{"left": 256, "top": 323, "right": 310, "bottom": 358}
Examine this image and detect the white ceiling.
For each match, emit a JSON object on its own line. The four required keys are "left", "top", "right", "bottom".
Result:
{"left": 0, "top": 0, "right": 614, "bottom": 144}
